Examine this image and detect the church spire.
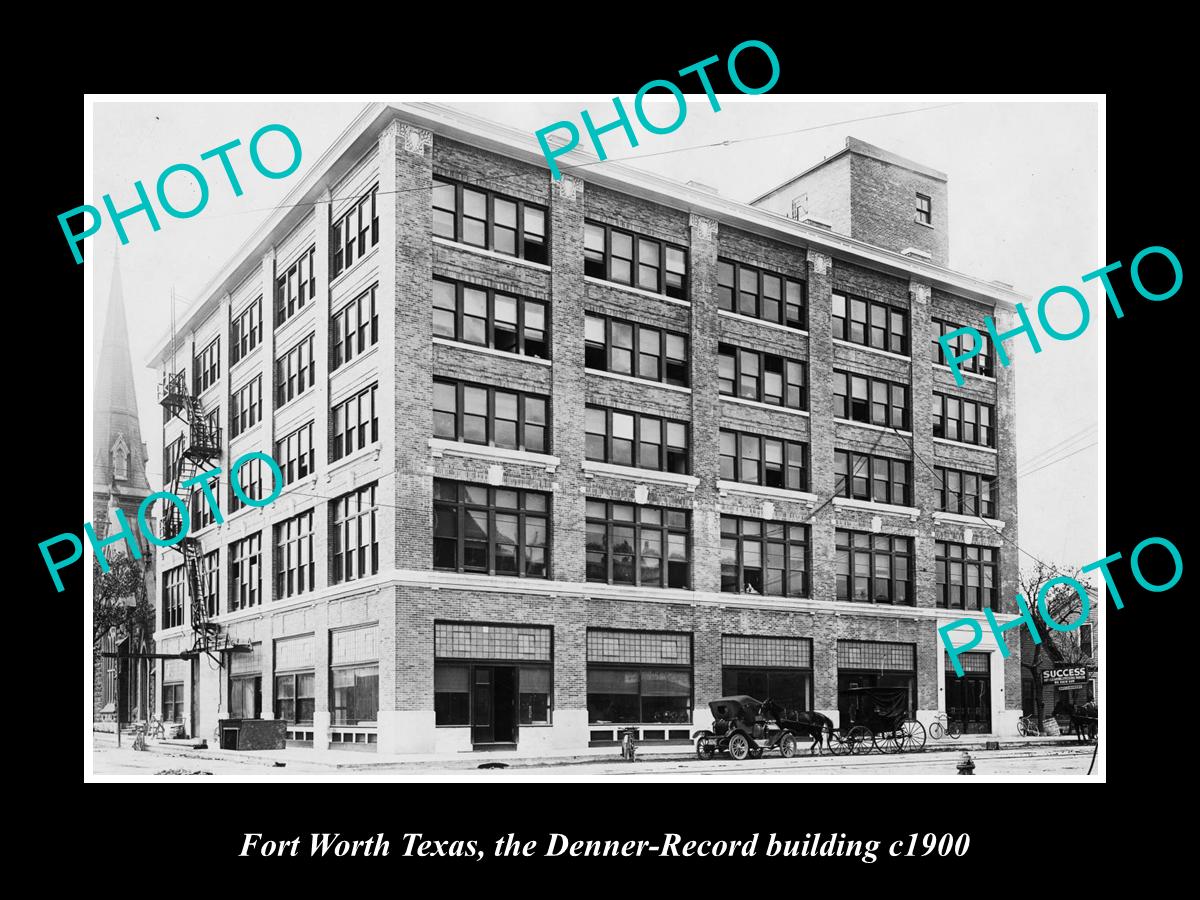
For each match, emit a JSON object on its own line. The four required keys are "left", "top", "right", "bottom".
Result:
{"left": 94, "top": 255, "right": 152, "bottom": 499}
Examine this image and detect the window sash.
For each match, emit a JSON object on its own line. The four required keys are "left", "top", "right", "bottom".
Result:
{"left": 331, "top": 285, "right": 379, "bottom": 371}
{"left": 585, "top": 313, "right": 689, "bottom": 386}
{"left": 835, "top": 450, "right": 910, "bottom": 506}
{"left": 934, "top": 393, "right": 995, "bottom": 447}
{"left": 585, "top": 502, "right": 690, "bottom": 588}
{"left": 834, "top": 530, "right": 913, "bottom": 605}
{"left": 331, "top": 485, "right": 379, "bottom": 585}
{"left": 719, "top": 516, "right": 808, "bottom": 598}
{"left": 432, "top": 480, "right": 550, "bottom": 578}
{"left": 832, "top": 292, "right": 908, "bottom": 355}
{"left": 434, "top": 178, "right": 548, "bottom": 262}
{"left": 585, "top": 220, "right": 688, "bottom": 300}
{"left": 433, "top": 378, "right": 550, "bottom": 453}
{"left": 584, "top": 406, "right": 689, "bottom": 474}
{"left": 432, "top": 277, "right": 549, "bottom": 359}
{"left": 717, "top": 258, "right": 806, "bottom": 329}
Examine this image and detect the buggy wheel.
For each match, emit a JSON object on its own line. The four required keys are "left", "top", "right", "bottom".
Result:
{"left": 847, "top": 725, "right": 872, "bottom": 755}
{"left": 876, "top": 729, "right": 900, "bottom": 754}
{"left": 829, "top": 730, "right": 849, "bottom": 756}
{"left": 696, "top": 738, "right": 715, "bottom": 761}
{"left": 899, "top": 719, "right": 926, "bottom": 752}
{"left": 728, "top": 732, "right": 750, "bottom": 761}
{"left": 779, "top": 733, "right": 797, "bottom": 759}
{"left": 947, "top": 719, "right": 961, "bottom": 739}
{"left": 1016, "top": 718, "right": 1028, "bottom": 736}
{"left": 930, "top": 721, "right": 945, "bottom": 740}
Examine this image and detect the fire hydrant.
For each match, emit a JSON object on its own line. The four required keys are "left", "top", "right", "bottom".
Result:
{"left": 956, "top": 751, "right": 976, "bottom": 776}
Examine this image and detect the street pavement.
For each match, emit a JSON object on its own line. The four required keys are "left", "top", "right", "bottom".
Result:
{"left": 92, "top": 739, "right": 1096, "bottom": 780}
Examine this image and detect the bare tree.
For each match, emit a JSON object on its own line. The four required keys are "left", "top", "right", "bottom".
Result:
{"left": 93, "top": 556, "right": 155, "bottom": 647}
{"left": 1018, "top": 561, "right": 1093, "bottom": 723}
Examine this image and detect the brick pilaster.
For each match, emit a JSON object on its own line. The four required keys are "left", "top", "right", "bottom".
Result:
{"left": 688, "top": 213, "right": 720, "bottom": 594}
{"left": 549, "top": 173, "right": 587, "bottom": 583}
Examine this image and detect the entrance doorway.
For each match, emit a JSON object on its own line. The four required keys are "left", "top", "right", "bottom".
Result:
{"left": 471, "top": 666, "right": 517, "bottom": 747}
{"left": 944, "top": 651, "right": 991, "bottom": 733}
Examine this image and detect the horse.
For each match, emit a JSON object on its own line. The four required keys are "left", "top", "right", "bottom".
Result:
{"left": 1070, "top": 701, "right": 1098, "bottom": 742}
{"left": 762, "top": 699, "right": 836, "bottom": 755}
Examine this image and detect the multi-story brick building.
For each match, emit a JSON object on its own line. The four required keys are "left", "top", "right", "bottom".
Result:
{"left": 146, "top": 103, "right": 1026, "bottom": 754}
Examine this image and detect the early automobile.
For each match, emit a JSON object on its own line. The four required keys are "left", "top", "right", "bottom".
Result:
{"left": 693, "top": 695, "right": 799, "bottom": 761}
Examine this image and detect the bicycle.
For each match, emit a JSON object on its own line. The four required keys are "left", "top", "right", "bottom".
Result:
{"left": 929, "top": 712, "right": 960, "bottom": 740}
{"left": 1016, "top": 714, "right": 1042, "bottom": 736}
{"left": 619, "top": 728, "right": 638, "bottom": 762}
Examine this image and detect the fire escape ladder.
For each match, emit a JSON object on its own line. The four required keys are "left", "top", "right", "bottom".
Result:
{"left": 158, "top": 371, "right": 223, "bottom": 660}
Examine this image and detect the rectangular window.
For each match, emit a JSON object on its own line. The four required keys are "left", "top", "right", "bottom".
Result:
{"left": 932, "top": 319, "right": 993, "bottom": 376}
{"left": 229, "top": 532, "right": 263, "bottom": 611}
{"left": 163, "top": 683, "right": 185, "bottom": 723}
{"left": 585, "top": 312, "right": 689, "bottom": 386}
{"left": 916, "top": 193, "right": 932, "bottom": 225}
{"left": 936, "top": 541, "right": 997, "bottom": 610}
{"left": 585, "top": 405, "right": 689, "bottom": 474}
{"left": 275, "top": 333, "right": 315, "bottom": 407}
{"left": 432, "top": 277, "right": 549, "bottom": 359}
{"left": 719, "top": 430, "right": 808, "bottom": 491}
{"left": 275, "top": 672, "right": 315, "bottom": 724}
{"left": 276, "top": 245, "right": 317, "bottom": 326}
{"left": 331, "top": 284, "right": 379, "bottom": 371}
{"left": 720, "top": 516, "right": 808, "bottom": 598}
{"left": 717, "top": 258, "right": 806, "bottom": 329}
{"left": 935, "top": 466, "right": 998, "bottom": 517}
{"left": 586, "top": 500, "right": 690, "bottom": 589}
{"left": 330, "top": 187, "right": 378, "bottom": 280}
{"left": 331, "top": 483, "right": 378, "bottom": 585}
{"left": 274, "top": 509, "right": 315, "bottom": 599}
{"left": 433, "top": 479, "right": 549, "bottom": 578}
{"left": 331, "top": 384, "right": 379, "bottom": 461}
{"left": 431, "top": 177, "right": 548, "bottom": 263}
{"left": 274, "top": 421, "right": 315, "bottom": 486}
{"left": 230, "top": 375, "right": 262, "bottom": 438}
{"left": 231, "top": 297, "right": 262, "bottom": 365}
{"left": 584, "top": 219, "right": 688, "bottom": 300}
{"left": 831, "top": 291, "right": 908, "bottom": 355}
{"left": 933, "top": 393, "right": 996, "bottom": 447}
{"left": 835, "top": 530, "right": 913, "bottom": 605}
{"left": 587, "top": 666, "right": 692, "bottom": 725}
{"left": 434, "top": 663, "right": 471, "bottom": 726}
{"left": 331, "top": 664, "right": 378, "bottom": 726}
{"left": 834, "top": 370, "right": 909, "bottom": 429}
{"left": 199, "top": 550, "right": 218, "bottom": 618}
{"left": 718, "top": 343, "right": 807, "bottom": 410}
{"left": 162, "top": 565, "right": 185, "bottom": 629}
{"left": 433, "top": 378, "right": 549, "bottom": 453}
{"left": 834, "top": 450, "right": 911, "bottom": 506}
{"left": 193, "top": 338, "right": 220, "bottom": 394}
{"left": 229, "top": 455, "right": 266, "bottom": 513}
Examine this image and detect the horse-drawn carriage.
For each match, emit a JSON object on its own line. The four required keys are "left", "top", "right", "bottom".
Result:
{"left": 829, "top": 686, "right": 926, "bottom": 754}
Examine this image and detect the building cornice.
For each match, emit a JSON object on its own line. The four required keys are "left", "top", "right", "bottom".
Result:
{"left": 147, "top": 102, "right": 1029, "bottom": 366}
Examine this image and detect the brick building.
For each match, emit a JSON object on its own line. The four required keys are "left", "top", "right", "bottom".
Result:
{"left": 146, "top": 103, "right": 1026, "bottom": 753}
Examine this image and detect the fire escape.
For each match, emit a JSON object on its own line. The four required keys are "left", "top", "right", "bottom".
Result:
{"left": 157, "top": 371, "right": 225, "bottom": 661}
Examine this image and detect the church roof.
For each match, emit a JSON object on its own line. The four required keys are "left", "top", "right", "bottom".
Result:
{"left": 94, "top": 257, "right": 152, "bottom": 498}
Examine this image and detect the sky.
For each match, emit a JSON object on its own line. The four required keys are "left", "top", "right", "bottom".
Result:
{"left": 90, "top": 98, "right": 1099, "bottom": 568}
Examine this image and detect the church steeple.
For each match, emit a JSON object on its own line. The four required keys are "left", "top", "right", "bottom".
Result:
{"left": 94, "top": 256, "right": 152, "bottom": 508}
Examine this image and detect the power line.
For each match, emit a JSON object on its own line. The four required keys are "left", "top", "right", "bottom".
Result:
{"left": 1017, "top": 441, "right": 1099, "bottom": 480}
{"left": 889, "top": 424, "right": 1098, "bottom": 596}
{"left": 1018, "top": 423, "right": 1098, "bottom": 471}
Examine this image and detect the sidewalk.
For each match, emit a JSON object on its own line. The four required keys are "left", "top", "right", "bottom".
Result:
{"left": 92, "top": 731, "right": 1087, "bottom": 771}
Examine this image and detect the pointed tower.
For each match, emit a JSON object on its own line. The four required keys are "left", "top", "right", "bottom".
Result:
{"left": 94, "top": 257, "right": 153, "bottom": 529}
{"left": 93, "top": 256, "right": 156, "bottom": 727}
